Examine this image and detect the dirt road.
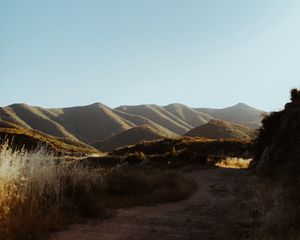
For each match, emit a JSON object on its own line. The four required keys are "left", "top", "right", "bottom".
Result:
{"left": 50, "top": 168, "right": 246, "bottom": 240}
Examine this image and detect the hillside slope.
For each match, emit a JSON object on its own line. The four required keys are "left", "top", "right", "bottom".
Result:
{"left": 0, "top": 104, "right": 78, "bottom": 141}
{"left": 0, "top": 120, "right": 98, "bottom": 155}
{"left": 115, "top": 105, "right": 192, "bottom": 134}
{"left": 113, "top": 110, "right": 177, "bottom": 138}
{"left": 185, "top": 119, "right": 256, "bottom": 140}
{"left": 92, "top": 125, "right": 163, "bottom": 152}
{"left": 254, "top": 90, "right": 300, "bottom": 172}
{"left": 196, "top": 103, "right": 264, "bottom": 128}
{"left": 0, "top": 102, "right": 264, "bottom": 147}
{"left": 50, "top": 103, "right": 135, "bottom": 143}
{"left": 163, "top": 103, "right": 212, "bottom": 127}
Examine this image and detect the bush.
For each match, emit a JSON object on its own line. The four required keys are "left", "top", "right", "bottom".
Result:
{"left": 125, "top": 151, "right": 146, "bottom": 164}
{"left": 290, "top": 88, "right": 300, "bottom": 102}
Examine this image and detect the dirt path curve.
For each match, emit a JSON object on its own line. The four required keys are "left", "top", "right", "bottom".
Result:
{"left": 50, "top": 168, "right": 245, "bottom": 240}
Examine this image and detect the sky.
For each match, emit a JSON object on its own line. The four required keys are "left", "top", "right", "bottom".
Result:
{"left": 1, "top": 0, "right": 300, "bottom": 111}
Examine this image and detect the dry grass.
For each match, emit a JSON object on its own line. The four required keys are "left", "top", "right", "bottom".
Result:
{"left": 0, "top": 126, "right": 98, "bottom": 155}
{"left": 215, "top": 157, "right": 252, "bottom": 169}
{"left": 0, "top": 141, "right": 195, "bottom": 240}
{"left": 0, "top": 141, "right": 103, "bottom": 239}
{"left": 104, "top": 168, "right": 196, "bottom": 208}
{"left": 228, "top": 173, "right": 300, "bottom": 240}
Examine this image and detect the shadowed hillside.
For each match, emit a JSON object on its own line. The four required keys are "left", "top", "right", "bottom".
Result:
{"left": 0, "top": 102, "right": 264, "bottom": 148}
{"left": 185, "top": 119, "right": 256, "bottom": 140}
{"left": 113, "top": 110, "right": 177, "bottom": 138}
{"left": 197, "top": 103, "right": 264, "bottom": 128}
{"left": 254, "top": 89, "right": 300, "bottom": 173}
{"left": 50, "top": 103, "right": 135, "bottom": 143}
{"left": 0, "top": 120, "right": 98, "bottom": 155}
{"left": 244, "top": 89, "right": 300, "bottom": 239}
{"left": 92, "top": 125, "right": 164, "bottom": 152}
{"left": 115, "top": 104, "right": 193, "bottom": 134}
{"left": 113, "top": 137, "right": 252, "bottom": 158}
{"left": 163, "top": 103, "right": 212, "bottom": 127}
{"left": 0, "top": 104, "right": 78, "bottom": 141}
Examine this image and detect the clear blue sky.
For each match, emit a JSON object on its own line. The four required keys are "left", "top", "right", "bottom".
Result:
{"left": 1, "top": 0, "right": 300, "bottom": 111}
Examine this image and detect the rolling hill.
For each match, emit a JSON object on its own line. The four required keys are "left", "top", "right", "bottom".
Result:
{"left": 92, "top": 125, "right": 164, "bottom": 152}
{"left": 50, "top": 103, "right": 135, "bottom": 143}
{"left": 0, "top": 120, "right": 98, "bottom": 155}
{"left": 0, "top": 103, "right": 78, "bottom": 141}
{"left": 115, "top": 104, "right": 192, "bottom": 134}
{"left": 185, "top": 119, "right": 256, "bottom": 140}
{"left": 163, "top": 103, "right": 213, "bottom": 127}
{"left": 112, "top": 109, "right": 177, "bottom": 138}
{"left": 0, "top": 102, "right": 264, "bottom": 151}
{"left": 196, "top": 103, "right": 264, "bottom": 129}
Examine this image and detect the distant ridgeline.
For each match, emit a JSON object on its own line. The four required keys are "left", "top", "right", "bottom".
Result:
{"left": 0, "top": 102, "right": 264, "bottom": 152}
{"left": 253, "top": 89, "right": 300, "bottom": 174}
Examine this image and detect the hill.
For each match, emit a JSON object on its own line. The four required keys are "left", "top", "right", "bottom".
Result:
{"left": 0, "top": 104, "right": 78, "bottom": 141}
{"left": 196, "top": 103, "right": 264, "bottom": 128}
{"left": 0, "top": 102, "right": 264, "bottom": 148}
{"left": 92, "top": 125, "right": 163, "bottom": 152}
{"left": 50, "top": 103, "right": 135, "bottom": 143}
{"left": 112, "top": 109, "right": 177, "bottom": 138}
{"left": 0, "top": 120, "right": 98, "bottom": 155}
{"left": 115, "top": 104, "right": 192, "bottom": 134}
{"left": 163, "top": 103, "right": 212, "bottom": 127}
{"left": 0, "top": 103, "right": 142, "bottom": 144}
{"left": 185, "top": 119, "right": 256, "bottom": 140}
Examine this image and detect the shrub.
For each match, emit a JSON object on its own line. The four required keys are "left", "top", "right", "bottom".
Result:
{"left": 290, "top": 88, "right": 300, "bottom": 102}
{"left": 125, "top": 151, "right": 146, "bottom": 164}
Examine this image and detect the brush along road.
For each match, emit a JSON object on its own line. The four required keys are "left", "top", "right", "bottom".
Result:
{"left": 50, "top": 168, "right": 248, "bottom": 240}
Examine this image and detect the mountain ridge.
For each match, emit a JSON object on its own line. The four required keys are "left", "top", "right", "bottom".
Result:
{"left": 0, "top": 102, "right": 264, "bottom": 150}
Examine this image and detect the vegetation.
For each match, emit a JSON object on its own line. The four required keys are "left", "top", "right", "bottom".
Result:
{"left": 0, "top": 123, "right": 98, "bottom": 155}
{"left": 0, "top": 141, "right": 195, "bottom": 240}
{"left": 215, "top": 157, "right": 251, "bottom": 169}
{"left": 113, "top": 137, "right": 253, "bottom": 166}
{"left": 253, "top": 88, "right": 300, "bottom": 172}
{"left": 249, "top": 88, "right": 300, "bottom": 239}
{"left": 290, "top": 88, "right": 300, "bottom": 102}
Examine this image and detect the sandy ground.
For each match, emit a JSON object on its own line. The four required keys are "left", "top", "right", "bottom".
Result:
{"left": 50, "top": 168, "right": 246, "bottom": 240}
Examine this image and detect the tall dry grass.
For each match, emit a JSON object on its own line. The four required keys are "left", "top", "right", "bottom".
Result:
{"left": 0, "top": 141, "right": 106, "bottom": 239}
{"left": 0, "top": 141, "right": 195, "bottom": 239}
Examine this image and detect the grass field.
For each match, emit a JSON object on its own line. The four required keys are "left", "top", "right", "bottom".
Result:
{"left": 0, "top": 141, "right": 195, "bottom": 240}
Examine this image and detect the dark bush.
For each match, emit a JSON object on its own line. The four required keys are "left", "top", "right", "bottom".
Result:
{"left": 125, "top": 151, "right": 146, "bottom": 164}
{"left": 290, "top": 88, "right": 300, "bottom": 102}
